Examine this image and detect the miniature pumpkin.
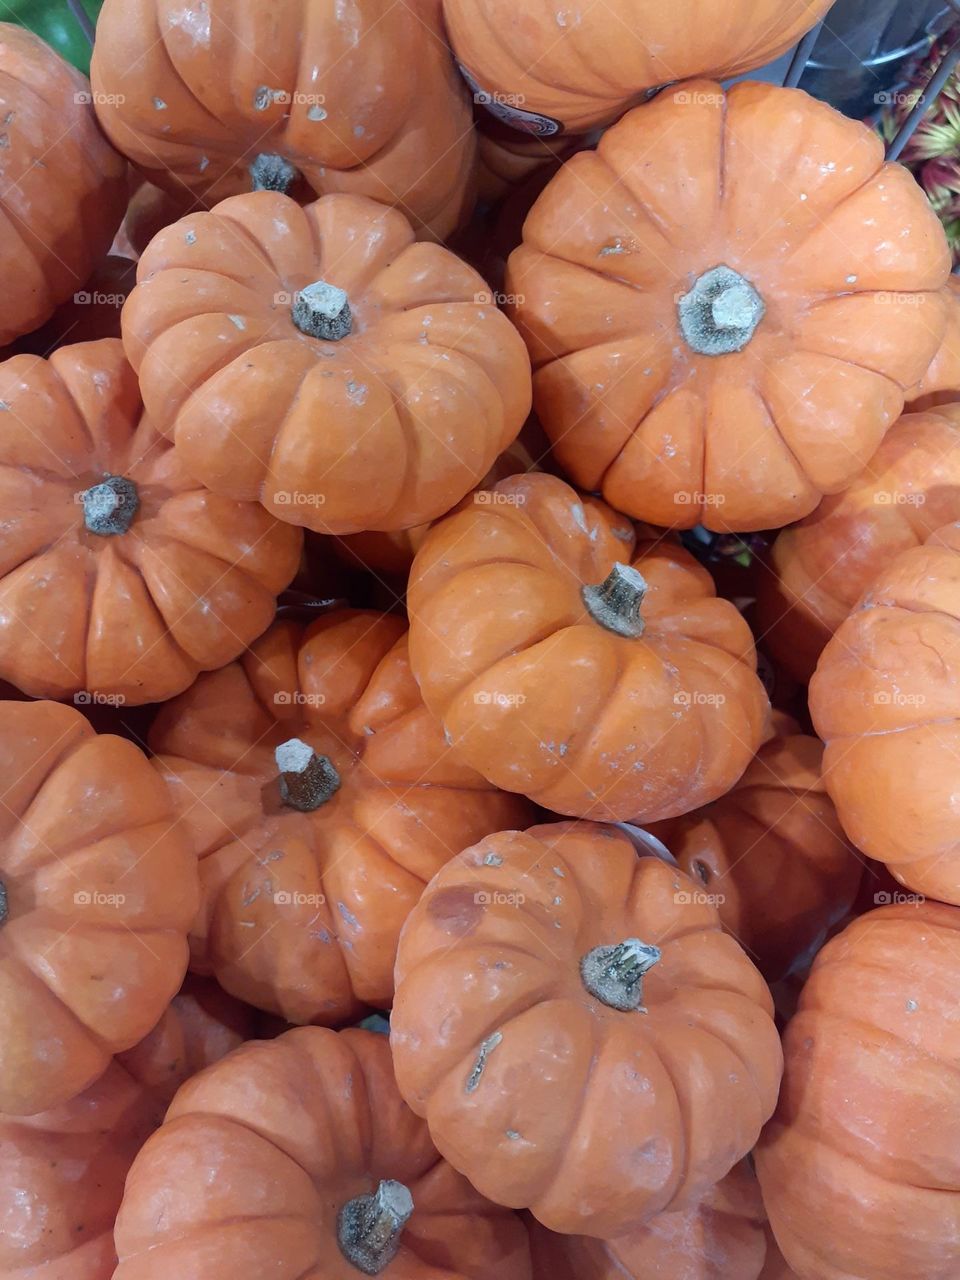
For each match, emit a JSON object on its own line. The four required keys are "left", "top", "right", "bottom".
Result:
{"left": 122, "top": 191, "right": 532, "bottom": 534}
{"left": 148, "top": 609, "right": 533, "bottom": 1024}
{"left": 506, "top": 81, "right": 950, "bottom": 532}
{"left": 810, "top": 522, "right": 960, "bottom": 903}
{"left": 756, "top": 899, "right": 960, "bottom": 1280}
{"left": 91, "top": 0, "right": 475, "bottom": 241}
{"left": 407, "top": 472, "right": 768, "bottom": 821}
{"left": 444, "top": 0, "right": 832, "bottom": 133}
{"left": 8, "top": 255, "right": 136, "bottom": 355}
{"left": 114, "top": 1026, "right": 532, "bottom": 1280}
{"left": 0, "top": 699, "right": 198, "bottom": 1115}
{"left": 527, "top": 1161, "right": 767, "bottom": 1279}
{"left": 391, "top": 822, "right": 782, "bottom": 1238}
{"left": 909, "top": 276, "right": 960, "bottom": 409}
{"left": 0, "top": 24, "right": 127, "bottom": 346}
{"left": 647, "top": 712, "right": 862, "bottom": 980}
{"left": 0, "top": 338, "right": 302, "bottom": 703}
{"left": 756, "top": 404, "right": 960, "bottom": 683}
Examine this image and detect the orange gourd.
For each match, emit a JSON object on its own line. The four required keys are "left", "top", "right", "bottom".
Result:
{"left": 0, "top": 25, "right": 127, "bottom": 347}
{"left": 810, "top": 522, "right": 960, "bottom": 904}
{"left": 756, "top": 900, "right": 960, "bottom": 1280}
{"left": 444, "top": 0, "right": 832, "bottom": 133}
{"left": 391, "top": 822, "right": 782, "bottom": 1237}
{"left": 0, "top": 700, "right": 198, "bottom": 1116}
{"left": 0, "top": 339, "right": 302, "bottom": 703}
{"left": 909, "top": 276, "right": 960, "bottom": 409}
{"left": 506, "top": 81, "right": 950, "bottom": 532}
{"left": 148, "top": 609, "right": 533, "bottom": 1024}
{"left": 114, "top": 1026, "right": 532, "bottom": 1280}
{"left": 91, "top": 0, "right": 475, "bottom": 241}
{"left": 407, "top": 472, "right": 768, "bottom": 821}
{"left": 756, "top": 404, "right": 960, "bottom": 684}
{"left": 647, "top": 713, "right": 862, "bottom": 980}
{"left": 122, "top": 191, "right": 531, "bottom": 534}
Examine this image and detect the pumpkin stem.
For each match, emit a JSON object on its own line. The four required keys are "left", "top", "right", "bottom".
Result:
{"left": 337, "top": 1179, "right": 414, "bottom": 1276}
{"left": 677, "top": 264, "right": 766, "bottom": 355}
{"left": 582, "top": 563, "right": 647, "bottom": 638}
{"left": 81, "top": 475, "right": 139, "bottom": 536}
{"left": 249, "top": 151, "right": 299, "bottom": 194}
{"left": 581, "top": 938, "right": 661, "bottom": 1012}
{"left": 275, "top": 738, "right": 340, "bottom": 812}
{"left": 291, "top": 280, "right": 352, "bottom": 340}
{"left": 0, "top": 878, "right": 7, "bottom": 926}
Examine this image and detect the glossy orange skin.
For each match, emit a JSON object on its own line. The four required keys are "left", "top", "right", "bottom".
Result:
{"left": 122, "top": 191, "right": 532, "bottom": 534}
{"left": 506, "top": 81, "right": 950, "bottom": 532}
{"left": 0, "top": 339, "right": 302, "bottom": 703}
{"left": 149, "top": 610, "right": 533, "bottom": 1024}
{"left": 0, "top": 700, "right": 198, "bottom": 1116}
{"left": 0, "top": 25, "right": 127, "bottom": 347}
{"left": 756, "top": 405, "right": 960, "bottom": 684}
{"left": 408, "top": 472, "right": 768, "bottom": 821}
{"left": 756, "top": 901, "right": 960, "bottom": 1280}
{"left": 909, "top": 276, "right": 960, "bottom": 409}
{"left": 391, "top": 822, "right": 782, "bottom": 1238}
{"left": 648, "top": 717, "right": 861, "bottom": 980}
{"left": 91, "top": 0, "right": 475, "bottom": 242}
{"left": 810, "top": 522, "right": 960, "bottom": 903}
{"left": 114, "top": 1026, "right": 532, "bottom": 1280}
{"left": 444, "top": 0, "right": 831, "bottom": 133}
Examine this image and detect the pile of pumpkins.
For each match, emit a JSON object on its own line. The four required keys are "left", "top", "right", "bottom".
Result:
{"left": 2, "top": 2, "right": 959, "bottom": 1278}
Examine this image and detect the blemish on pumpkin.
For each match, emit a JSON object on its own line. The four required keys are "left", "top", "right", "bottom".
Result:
{"left": 466, "top": 1031, "right": 502, "bottom": 1092}
{"left": 906, "top": 998, "right": 918, "bottom": 1012}
{"left": 185, "top": 230, "right": 197, "bottom": 244}
{"left": 553, "top": 866, "right": 565, "bottom": 878}
{"left": 308, "top": 105, "right": 328, "bottom": 122}
{"left": 153, "top": 97, "right": 167, "bottom": 111}
{"left": 338, "top": 902, "right": 360, "bottom": 930}
{"left": 427, "top": 885, "right": 484, "bottom": 937}
{"left": 482, "top": 852, "right": 503, "bottom": 866}
{"left": 506, "top": 1129, "right": 521, "bottom": 1140}
{"left": 228, "top": 315, "right": 247, "bottom": 331}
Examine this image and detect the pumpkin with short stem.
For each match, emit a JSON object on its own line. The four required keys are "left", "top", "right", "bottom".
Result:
{"left": 756, "top": 899, "right": 960, "bottom": 1280}
{"left": 810, "top": 521, "right": 960, "bottom": 904}
{"left": 647, "top": 712, "right": 862, "bottom": 980}
{"left": 756, "top": 404, "right": 960, "bottom": 684}
{"left": 0, "top": 338, "right": 302, "bottom": 704}
{"left": 0, "top": 24, "right": 127, "bottom": 347}
{"left": 407, "top": 472, "right": 768, "bottom": 822}
{"left": 505, "top": 80, "right": 950, "bottom": 533}
{"left": 114, "top": 1026, "right": 532, "bottom": 1280}
{"left": 122, "top": 191, "right": 531, "bottom": 535}
{"left": 148, "top": 609, "right": 533, "bottom": 1024}
{"left": 391, "top": 822, "right": 782, "bottom": 1238}
{"left": 91, "top": 0, "right": 475, "bottom": 242}
{"left": 444, "top": 0, "right": 831, "bottom": 134}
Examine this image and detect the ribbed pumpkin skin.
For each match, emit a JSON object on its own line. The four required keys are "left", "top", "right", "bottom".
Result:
{"left": 648, "top": 717, "right": 862, "bottom": 980}
{"left": 0, "top": 24, "right": 126, "bottom": 346}
{"left": 909, "top": 277, "right": 960, "bottom": 408}
{"left": 114, "top": 1027, "right": 533, "bottom": 1280}
{"left": 506, "top": 81, "right": 950, "bottom": 533}
{"left": 122, "top": 191, "right": 532, "bottom": 534}
{"left": 0, "top": 338, "right": 302, "bottom": 704}
{"left": 91, "top": 0, "right": 475, "bottom": 241}
{"left": 756, "top": 405, "right": 960, "bottom": 684}
{"left": 391, "top": 823, "right": 782, "bottom": 1238}
{"left": 756, "top": 901, "right": 960, "bottom": 1280}
{"left": 0, "top": 700, "right": 198, "bottom": 1117}
{"left": 149, "top": 610, "right": 533, "bottom": 1024}
{"left": 810, "top": 522, "right": 960, "bottom": 903}
{"left": 443, "top": 0, "right": 831, "bottom": 133}
{"left": 407, "top": 472, "right": 768, "bottom": 822}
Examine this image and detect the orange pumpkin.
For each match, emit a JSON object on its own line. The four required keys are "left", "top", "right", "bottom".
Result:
{"left": 148, "top": 609, "right": 533, "bottom": 1024}
{"left": 756, "top": 899, "right": 960, "bottom": 1280}
{"left": 407, "top": 472, "right": 768, "bottom": 821}
{"left": 505, "top": 81, "right": 950, "bottom": 532}
{"left": 0, "top": 338, "right": 302, "bottom": 704}
{"left": 116, "top": 179, "right": 196, "bottom": 260}
{"left": 909, "top": 276, "right": 960, "bottom": 409}
{"left": 8, "top": 256, "right": 136, "bottom": 355}
{"left": 391, "top": 822, "right": 782, "bottom": 1237}
{"left": 810, "top": 521, "right": 960, "bottom": 904}
{"left": 647, "top": 712, "right": 861, "bottom": 980}
{"left": 91, "top": 0, "right": 475, "bottom": 242}
{"left": 114, "top": 1026, "right": 532, "bottom": 1279}
{"left": 756, "top": 404, "right": 960, "bottom": 683}
{"left": 0, "top": 700, "right": 198, "bottom": 1116}
{"left": 122, "top": 191, "right": 532, "bottom": 534}
{"left": 0, "top": 25, "right": 127, "bottom": 347}
{"left": 444, "top": 0, "right": 832, "bottom": 133}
